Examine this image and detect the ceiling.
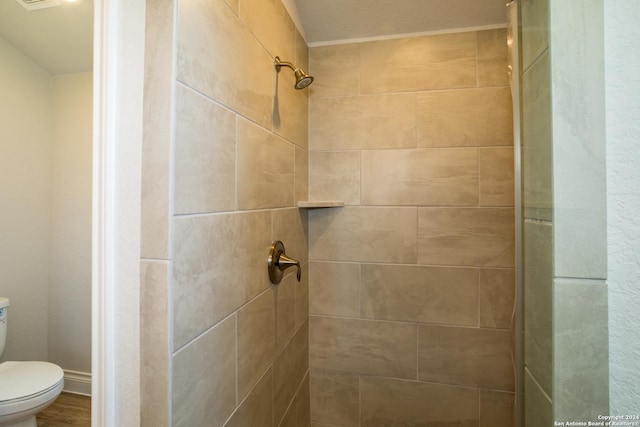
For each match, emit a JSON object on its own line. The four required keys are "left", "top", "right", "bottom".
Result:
{"left": 0, "top": 0, "right": 93, "bottom": 74}
{"left": 0, "top": 0, "right": 506, "bottom": 73}
{"left": 290, "top": 0, "right": 508, "bottom": 45}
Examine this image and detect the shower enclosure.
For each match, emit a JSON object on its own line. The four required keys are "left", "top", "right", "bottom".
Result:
{"left": 515, "top": 0, "right": 609, "bottom": 423}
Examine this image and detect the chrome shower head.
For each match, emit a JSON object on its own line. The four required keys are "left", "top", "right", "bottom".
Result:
{"left": 274, "top": 56, "right": 314, "bottom": 90}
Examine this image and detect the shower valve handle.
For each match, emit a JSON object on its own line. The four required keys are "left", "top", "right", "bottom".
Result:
{"left": 268, "top": 241, "right": 301, "bottom": 284}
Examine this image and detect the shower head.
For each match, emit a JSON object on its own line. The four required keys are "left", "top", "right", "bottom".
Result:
{"left": 274, "top": 56, "right": 314, "bottom": 90}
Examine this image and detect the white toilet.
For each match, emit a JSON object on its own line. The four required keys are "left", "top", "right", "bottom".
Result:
{"left": 0, "top": 298, "right": 64, "bottom": 427}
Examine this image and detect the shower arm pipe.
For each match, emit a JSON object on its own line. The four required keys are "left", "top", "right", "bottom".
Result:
{"left": 274, "top": 56, "right": 297, "bottom": 72}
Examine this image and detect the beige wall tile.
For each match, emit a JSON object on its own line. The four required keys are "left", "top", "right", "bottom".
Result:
{"left": 418, "top": 325, "right": 514, "bottom": 390}
{"left": 416, "top": 87, "right": 513, "bottom": 147}
{"left": 239, "top": 0, "right": 295, "bottom": 61}
{"left": 279, "top": 373, "right": 311, "bottom": 427}
{"left": 172, "top": 315, "right": 236, "bottom": 427}
{"left": 141, "top": 261, "right": 170, "bottom": 427}
{"left": 274, "top": 321, "right": 309, "bottom": 425}
{"left": 295, "top": 263, "right": 309, "bottom": 328}
{"left": 418, "top": 207, "right": 515, "bottom": 267}
{"left": 480, "top": 268, "right": 515, "bottom": 329}
{"left": 361, "top": 148, "right": 478, "bottom": 206}
{"left": 276, "top": 272, "right": 296, "bottom": 352}
{"left": 237, "top": 289, "right": 276, "bottom": 401}
{"left": 309, "top": 151, "right": 361, "bottom": 205}
{"left": 141, "top": 0, "right": 174, "bottom": 260}
{"left": 310, "top": 370, "right": 359, "bottom": 427}
{"left": 359, "top": 32, "right": 477, "bottom": 94}
{"left": 524, "top": 220, "right": 553, "bottom": 397}
{"left": 310, "top": 206, "right": 418, "bottom": 263}
{"left": 309, "top": 262, "right": 360, "bottom": 317}
{"left": 173, "top": 211, "right": 271, "bottom": 349}
{"left": 274, "top": 75, "right": 309, "bottom": 149}
{"left": 237, "top": 118, "right": 295, "bottom": 210}
{"left": 272, "top": 207, "right": 309, "bottom": 265}
{"left": 524, "top": 368, "right": 553, "bottom": 427}
{"left": 295, "top": 146, "right": 309, "bottom": 203}
{"left": 222, "top": 0, "right": 238, "bottom": 15}
{"left": 360, "top": 376, "right": 479, "bottom": 427}
{"left": 177, "top": 0, "right": 274, "bottom": 128}
{"left": 480, "top": 390, "right": 515, "bottom": 427}
{"left": 310, "top": 43, "right": 360, "bottom": 98}
{"left": 174, "top": 85, "right": 236, "bottom": 215}
{"left": 361, "top": 264, "right": 478, "bottom": 326}
{"left": 479, "top": 146, "right": 515, "bottom": 207}
{"left": 225, "top": 369, "right": 272, "bottom": 427}
{"left": 523, "top": 51, "right": 552, "bottom": 221}
{"left": 521, "top": 0, "right": 549, "bottom": 70}
{"left": 309, "top": 316, "right": 417, "bottom": 379}
{"left": 295, "top": 28, "right": 309, "bottom": 72}
{"left": 477, "top": 29, "right": 509, "bottom": 88}
{"left": 309, "top": 94, "right": 416, "bottom": 150}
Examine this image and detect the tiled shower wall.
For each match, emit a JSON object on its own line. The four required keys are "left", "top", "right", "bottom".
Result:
{"left": 307, "top": 29, "right": 516, "bottom": 427}
{"left": 141, "top": 0, "right": 311, "bottom": 426}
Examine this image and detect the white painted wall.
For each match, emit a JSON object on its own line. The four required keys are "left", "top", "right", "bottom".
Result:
{"left": 48, "top": 72, "right": 93, "bottom": 374}
{"left": 0, "top": 37, "right": 51, "bottom": 362}
{"left": 605, "top": 0, "right": 640, "bottom": 413}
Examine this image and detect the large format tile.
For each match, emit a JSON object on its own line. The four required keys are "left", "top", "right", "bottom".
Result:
{"left": 418, "top": 207, "right": 515, "bottom": 267}
{"left": 174, "top": 85, "right": 236, "bottom": 214}
{"left": 524, "top": 368, "right": 552, "bottom": 427}
{"left": 237, "top": 118, "right": 295, "bottom": 210}
{"left": 523, "top": 219, "right": 552, "bottom": 397}
{"left": 237, "top": 289, "right": 276, "bottom": 401}
{"left": 480, "top": 390, "right": 515, "bottom": 427}
{"left": 477, "top": 28, "right": 509, "bottom": 88}
{"left": 309, "top": 44, "right": 360, "bottom": 98}
{"left": 480, "top": 268, "right": 516, "bottom": 329}
{"left": 295, "top": 146, "right": 309, "bottom": 203}
{"left": 239, "top": 0, "right": 295, "bottom": 61}
{"left": 141, "top": 0, "right": 174, "bottom": 260}
{"left": 173, "top": 211, "right": 271, "bottom": 349}
{"left": 521, "top": 0, "right": 549, "bottom": 70}
{"left": 173, "top": 316, "right": 236, "bottom": 427}
{"left": 273, "top": 321, "right": 309, "bottom": 425}
{"left": 309, "top": 151, "right": 360, "bottom": 205}
{"left": 274, "top": 72, "right": 309, "bottom": 148}
{"left": 310, "top": 207, "right": 417, "bottom": 263}
{"left": 553, "top": 279, "right": 608, "bottom": 420}
{"left": 522, "top": 51, "right": 552, "bottom": 221}
{"left": 310, "top": 370, "right": 359, "bottom": 427}
{"left": 279, "top": 373, "right": 311, "bottom": 427}
{"left": 418, "top": 325, "right": 514, "bottom": 390}
{"left": 359, "top": 32, "right": 477, "bottom": 94}
{"left": 309, "top": 262, "right": 360, "bottom": 318}
{"left": 272, "top": 207, "right": 308, "bottom": 265}
{"left": 416, "top": 87, "right": 513, "bottom": 147}
{"left": 177, "top": 0, "right": 274, "bottom": 128}
{"left": 276, "top": 272, "right": 296, "bottom": 352}
{"left": 224, "top": 369, "right": 272, "bottom": 427}
{"left": 361, "top": 148, "right": 478, "bottom": 206}
{"left": 550, "top": 1, "right": 606, "bottom": 281}
{"left": 479, "top": 146, "right": 515, "bottom": 207}
{"left": 140, "top": 261, "right": 170, "bottom": 427}
{"left": 295, "top": 262, "right": 309, "bottom": 329}
{"left": 360, "top": 377, "right": 478, "bottom": 427}
{"left": 361, "top": 264, "right": 478, "bottom": 326}
{"left": 309, "top": 316, "right": 417, "bottom": 379}
{"left": 309, "top": 94, "right": 416, "bottom": 150}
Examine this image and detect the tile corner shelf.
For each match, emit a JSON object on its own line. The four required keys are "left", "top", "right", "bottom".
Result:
{"left": 297, "top": 201, "right": 345, "bottom": 209}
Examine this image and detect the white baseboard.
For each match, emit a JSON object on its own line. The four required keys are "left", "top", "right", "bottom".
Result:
{"left": 63, "top": 370, "right": 92, "bottom": 396}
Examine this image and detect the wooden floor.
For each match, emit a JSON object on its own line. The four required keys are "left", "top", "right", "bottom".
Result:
{"left": 37, "top": 392, "right": 91, "bottom": 427}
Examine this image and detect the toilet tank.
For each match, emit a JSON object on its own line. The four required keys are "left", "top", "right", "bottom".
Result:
{"left": 0, "top": 297, "right": 9, "bottom": 358}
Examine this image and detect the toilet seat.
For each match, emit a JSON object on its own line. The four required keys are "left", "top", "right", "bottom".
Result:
{"left": 0, "top": 361, "right": 64, "bottom": 403}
